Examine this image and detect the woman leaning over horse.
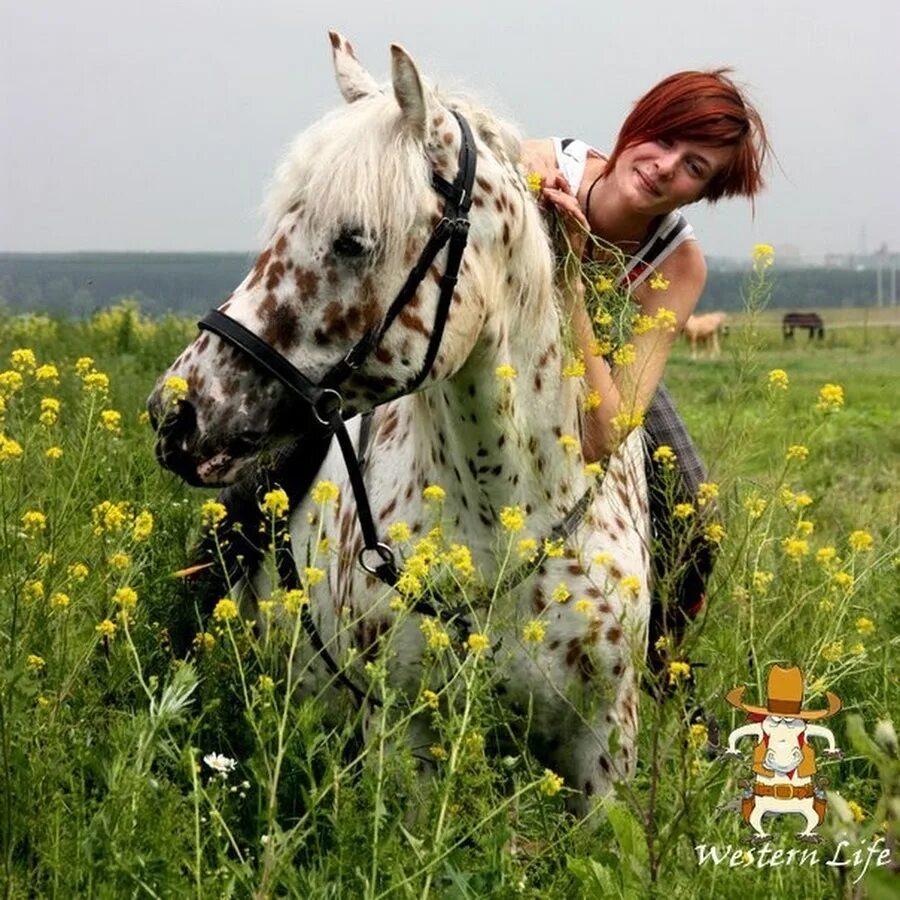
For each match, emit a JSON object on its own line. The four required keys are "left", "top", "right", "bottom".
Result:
{"left": 523, "top": 69, "right": 769, "bottom": 667}
{"left": 186, "top": 69, "right": 769, "bottom": 673}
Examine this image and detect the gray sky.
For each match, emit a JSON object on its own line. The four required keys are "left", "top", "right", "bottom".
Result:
{"left": 2, "top": 1, "right": 898, "bottom": 260}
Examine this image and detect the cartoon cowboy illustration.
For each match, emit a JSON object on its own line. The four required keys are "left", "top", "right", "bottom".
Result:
{"left": 724, "top": 665, "right": 842, "bottom": 842}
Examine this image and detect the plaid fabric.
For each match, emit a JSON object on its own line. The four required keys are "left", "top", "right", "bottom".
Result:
{"left": 643, "top": 383, "right": 708, "bottom": 498}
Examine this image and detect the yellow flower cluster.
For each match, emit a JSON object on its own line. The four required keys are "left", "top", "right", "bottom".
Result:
{"left": 261, "top": 489, "right": 289, "bottom": 517}
{"left": 422, "top": 484, "right": 446, "bottom": 503}
{"left": 495, "top": 363, "right": 517, "bottom": 380}
{"left": 21, "top": 510, "right": 47, "bottom": 539}
{"left": 91, "top": 500, "right": 131, "bottom": 535}
{"left": 649, "top": 272, "right": 670, "bottom": 291}
{"left": 445, "top": 543, "right": 475, "bottom": 580}
{"left": 420, "top": 617, "right": 450, "bottom": 651}
{"left": 213, "top": 598, "right": 239, "bottom": 622}
{"left": 562, "top": 355, "right": 586, "bottom": 379}
{"left": 786, "top": 444, "right": 809, "bottom": 462}
{"left": 552, "top": 582, "right": 571, "bottom": 604}
{"left": 848, "top": 530, "right": 874, "bottom": 553}
{"left": 466, "top": 632, "right": 490, "bottom": 654}
{"left": 652, "top": 444, "right": 677, "bottom": 467}
{"left": 132, "top": 510, "right": 153, "bottom": 542}
{"left": 540, "top": 769, "right": 564, "bottom": 797}
{"left": 767, "top": 369, "right": 789, "bottom": 390}
{"left": 704, "top": 523, "right": 726, "bottom": 545}
{"left": 200, "top": 500, "right": 228, "bottom": 529}
{"left": 668, "top": 660, "right": 691, "bottom": 685}
{"left": 40, "top": 397, "right": 60, "bottom": 426}
{"left": 697, "top": 482, "right": 719, "bottom": 507}
{"left": 517, "top": 537, "right": 538, "bottom": 561}
{"left": 100, "top": 410, "right": 122, "bottom": 434}
{"left": 673, "top": 503, "right": 695, "bottom": 519}
{"left": 310, "top": 480, "right": 340, "bottom": 505}
{"left": 611, "top": 343, "right": 636, "bottom": 367}
{"left": 557, "top": 433, "right": 579, "bottom": 453}
{"left": 583, "top": 389, "right": 602, "bottom": 412}
{"left": 499, "top": 505, "right": 526, "bottom": 533}
{"left": 816, "top": 383, "right": 844, "bottom": 413}
{"left": 782, "top": 537, "right": 809, "bottom": 560}
{"left": 95, "top": 618, "right": 117, "bottom": 640}
{"left": 522, "top": 619, "right": 546, "bottom": 642}
{"left": 163, "top": 375, "right": 188, "bottom": 403}
{"left": 113, "top": 586, "right": 138, "bottom": 609}
{"left": 752, "top": 243, "right": 775, "bottom": 268}
{"left": 0, "top": 434, "right": 24, "bottom": 462}
{"left": 525, "top": 171, "right": 543, "bottom": 194}
{"left": 282, "top": 589, "right": 308, "bottom": 614}
{"left": 743, "top": 494, "right": 767, "bottom": 519}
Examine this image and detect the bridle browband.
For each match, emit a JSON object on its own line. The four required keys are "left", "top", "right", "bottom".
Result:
{"left": 198, "top": 109, "right": 477, "bottom": 590}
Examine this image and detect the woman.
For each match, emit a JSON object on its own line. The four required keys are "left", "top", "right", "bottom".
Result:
{"left": 188, "top": 69, "right": 769, "bottom": 672}
{"left": 523, "top": 69, "right": 768, "bottom": 669}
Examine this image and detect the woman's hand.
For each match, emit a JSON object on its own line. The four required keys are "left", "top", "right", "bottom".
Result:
{"left": 542, "top": 186, "right": 590, "bottom": 258}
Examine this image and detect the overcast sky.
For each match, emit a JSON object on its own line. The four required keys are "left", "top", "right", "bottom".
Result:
{"left": 2, "top": 1, "right": 897, "bottom": 260}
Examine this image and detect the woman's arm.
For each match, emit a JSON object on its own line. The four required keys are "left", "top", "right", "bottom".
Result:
{"left": 581, "top": 241, "right": 707, "bottom": 461}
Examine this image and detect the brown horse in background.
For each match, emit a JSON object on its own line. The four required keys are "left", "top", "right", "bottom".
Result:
{"left": 683, "top": 312, "right": 727, "bottom": 359}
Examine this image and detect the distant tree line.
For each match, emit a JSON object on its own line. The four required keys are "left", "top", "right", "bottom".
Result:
{"left": 0, "top": 252, "right": 884, "bottom": 318}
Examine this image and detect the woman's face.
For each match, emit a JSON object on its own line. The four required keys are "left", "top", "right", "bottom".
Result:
{"left": 613, "top": 138, "right": 735, "bottom": 214}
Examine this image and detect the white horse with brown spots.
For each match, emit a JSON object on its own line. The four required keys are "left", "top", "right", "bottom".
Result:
{"left": 148, "top": 33, "right": 651, "bottom": 817}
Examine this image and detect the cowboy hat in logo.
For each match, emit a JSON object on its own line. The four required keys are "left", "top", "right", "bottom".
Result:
{"left": 723, "top": 665, "right": 843, "bottom": 842}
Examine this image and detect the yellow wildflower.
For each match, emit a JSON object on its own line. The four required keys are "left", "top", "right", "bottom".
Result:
{"left": 543, "top": 539, "right": 564, "bottom": 558}
{"left": 193, "top": 631, "right": 216, "bottom": 652}
{"left": 558, "top": 433, "right": 579, "bottom": 453}
{"left": 593, "top": 278, "right": 614, "bottom": 295}
{"left": 592, "top": 551, "right": 612, "bottom": 567}
{"left": 525, "top": 171, "right": 543, "bottom": 194}
{"left": 82, "top": 371, "right": 110, "bottom": 395}
{"left": 26, "top": 654, "right": 46, "bottom": 672}
{"left": 654, "top": 307, "right": 677, "bottom": 330}
{"left": 499, "top": 505, "right": 526, "bottom": 533}
{"left": 522, "top": 619, "right": 546, "bottom": 642}
{"left": 562, "top": 355, "right": 586, "bottom": 378}
{"left": 816, "top": 383, "right": 844, "bottom": 413}
{"left": 109, "top": 552, "right": 130, "bottom": 570}
{"left": 446, "top": 543, "right": 475, "bottom": 579}
{"left": 752, "top": 571, "right": 774, "bottom": 594}
{"left": 46, "top": 446, "right": 63, "bottom": 461}
{"left": 75, "top": 356, "right": 94, "bottom": 375}
{"left": 34, "top": 364, "right": 59, "bottom": 383}
{"left": 589, "top": 337, "right": 613, "bottom": 357}
{"left": 39, "top": 397, "right": 60, "bottom": 426}
{"left": 50, "top": 592, "right": 70, "bottom": 609}
{"left": 574, "top": 598, "right": 593, "bottom": 615}
{"left": 430, "top": 745, "right": 448, "bottom": 760}
{"left": 257, "top": 674, "right": 275, "bottom": 691}
{"left": 612, "top": 343, "right": 636, "bottom": 367}
{"left": 132, "top": 510, "right": 153, "bottom": 542}
{"left": 517, "top": 537, "right": 538, "bottom": 561}
{"left": 552, "top": 582, "right": 571, "bottom": 603}
{"left": 848, "top": 530, "right": 874, "bottom": 553}
{"left": 752, "top": 243, "right": 775, "bottom": 267}
{"left": 420, "top": 618, "right": 450, "bottom": 651}
{"left": 818, "top": 597, "right": 835, "bottom": 612}
{"left": 212, "top": 598, "right": 239, "bottom": 622}
{"left": 421, "top": 689, "right": 439, "bottom": 709}
{"left": 67, "top": 562, "right": 89, "bottom": 581}
{"left": 10, "top": 348, "right": 37, "bottom": 372}
{"left": 786, "top": 444, "right": 809, "bottom": 462}
{"left": 849, "top": 643, "right": 866, "bottom": 657}
{"left": 689, "top": 722, "right": 709, "bottom": 749}
{"left": 782, "top": 537, "right": 809, "bottom": 560}
{"left": 619, "top": 575, "right": 641, "bottom": 597}
{"left": 387, "top": 521, "right": 411, "bottom": 543}
{"left": 495, "top": 363, "right": 517, "bottom": 380}
{"left": 92, "top": 500, "right": 131, "bottom": 535}
{"left": 466, "top": 633, "right": 490, "bottom": 654}
{"left": 697, "top": 482, "right": 719, "bottom": 506}
{"left": 583, "top": 389, "right": 602, "bottom": 411}
{"left": 816, "top": 546, "right": 838, "bottom": 566}
{"left": 649, "top": 272, "right": 670, "bottom": 291}
{"left": 795, "top": 519, "right": 814, "bottom": 538}
{"left": 163, "top": 375, "right": 188, "bottom": 402}
{"left": 303, "top": 566, "right": 325, "bottom": 587}
{"left": 846, "top": 800, "right": 865, "bottom": 823}
{"left": 261, "top": 489, "right": 289, "bottom": 517}
{"left": 310, "top": 480, "right": 340, "bottom": 505}
{"left": 540, "top": 769, "right": 564, "bottom": 797}
{"left": 0, "top": 435, "right": 23, "bottom": 461}
{"left": 767, "top": 368, "right": 789, "bottom": 390}
{"left": 95, "top": 618, "right": 117, "bottom": 640}
{"left": 24, "top": 580, "right": 45, "bottom": 602}
{"left": 113, "top": 586, "right": 138, "bottom": 609}
{"left": 282, "top": 589, "right": 308, "bottom": 614}
{"left": 99, "top": 410, "right": 122, "bottom": 434}
{"left": 743, "top": 495, "right": 767, "bottom": 519}
{"left": 673, "top": 503, "right": 695, "bottom": 519}
{"left": 821, "top": 640, "right": 843, "bottom": 662}
{"left": 631, "top": 314, "right": 656, "bottom": 335}
{"left": 21, "top": 510, "right": 47, "bottom": 538}
{"left": 200, "top": 500, "right": 228, "bottom": 529}
{"left": 668, "top": 660, "right": 692, "bottom": 685}
{"left": 583, "top": 461, "right": 604, "bottom": 478}
{"left": 396, "top": 571, "right": 423, "bottom": 597}
{"left": 832, "top": 571, "right": 854, "bottom": 591}
{"left": 652, "top": 444, "right": 676, "bottom": 466}
{"left": 855, "top": 617, "right": 875, "bottom": 636}
{"left": 422, "top": 484, "right": 446, "bottom": 503}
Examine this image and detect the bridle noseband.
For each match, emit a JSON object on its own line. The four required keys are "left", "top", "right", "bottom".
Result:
{"left": 197, "top": 109, "right": 478, "bottom": 588}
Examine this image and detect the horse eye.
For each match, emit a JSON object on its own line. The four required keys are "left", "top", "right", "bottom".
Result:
{"left": 332, "top": 229, "right": 370, "bottom": 259}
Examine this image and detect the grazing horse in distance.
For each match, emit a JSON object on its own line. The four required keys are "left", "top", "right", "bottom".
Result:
{"left": 683, "top": 311, "right": 727, "bottom": 359}
{"left": 147, "top": 32, "right": 652, "bottom": 817}
{"left": 782, "top": 311, "right": 825, "bottom": 341}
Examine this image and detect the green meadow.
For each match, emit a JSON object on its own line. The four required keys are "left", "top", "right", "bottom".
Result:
{"left": 0, "top": 303, "right": 896, "bottom": 898}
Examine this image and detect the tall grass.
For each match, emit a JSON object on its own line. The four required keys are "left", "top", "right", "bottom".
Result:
{"left": 0, "top": 301, "right": 896, "bottom": 898}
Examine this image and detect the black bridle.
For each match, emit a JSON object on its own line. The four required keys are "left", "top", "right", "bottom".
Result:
{"left": 198, "top": 109, "right": 478, "bottom": 592}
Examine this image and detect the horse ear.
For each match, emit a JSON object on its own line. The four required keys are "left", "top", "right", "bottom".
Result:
{"left": 390, "top": 44, "right": 427, "bottom": 138}
{"left": 329, "top": 31, "right": 380, "bottom": 103}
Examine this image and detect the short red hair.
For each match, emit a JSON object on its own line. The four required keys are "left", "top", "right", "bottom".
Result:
{"left": 605, "top": 69, "right": 769, "bottom": 203}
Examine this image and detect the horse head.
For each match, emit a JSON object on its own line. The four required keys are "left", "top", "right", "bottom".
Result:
{"left": 148, "top": 32, "right": 554, "bottom": 488}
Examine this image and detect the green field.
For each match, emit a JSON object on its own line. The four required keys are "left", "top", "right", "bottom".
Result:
{"left": 0, "top": 305, "right": 896, "bottom": 898}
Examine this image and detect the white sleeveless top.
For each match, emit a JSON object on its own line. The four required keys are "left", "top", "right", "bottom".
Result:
{"left": 552, "top": 137, "right": 696, "bottom": 290}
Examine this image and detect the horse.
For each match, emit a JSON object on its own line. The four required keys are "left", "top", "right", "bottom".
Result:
{"left": 782, "top": 311, "right": 824, "bottom": 341}
{"left": 683, "top": 312, "right": 727, "bottom": 359}
{"left": 147, "top": 32, "right": 651, "bottom": 817}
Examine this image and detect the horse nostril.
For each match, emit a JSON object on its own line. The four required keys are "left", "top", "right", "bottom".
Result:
{"left": 158, "top": 399, "right": 198, "bottom": 442}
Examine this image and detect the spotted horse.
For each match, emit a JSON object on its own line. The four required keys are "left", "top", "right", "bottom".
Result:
{"left": 148, "top": 32, "right": 652, "bottom": 817}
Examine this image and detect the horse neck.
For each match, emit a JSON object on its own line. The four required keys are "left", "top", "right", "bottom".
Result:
{"left": 408, "top": 255, "right": 587, "bottom": 536}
